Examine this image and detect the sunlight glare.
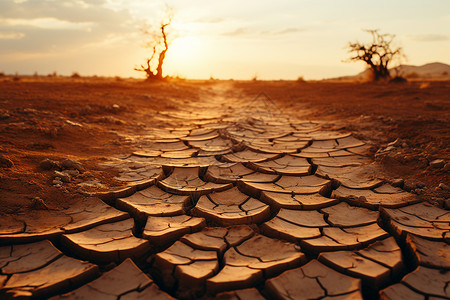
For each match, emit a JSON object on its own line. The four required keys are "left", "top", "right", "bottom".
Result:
{"left": 169, "top": 36, "right": 202, "bottom": 61}
{"left": 166, "top": 35, "right": 205, "bottom": 77}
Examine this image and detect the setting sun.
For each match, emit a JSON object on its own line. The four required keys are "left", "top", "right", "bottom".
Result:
{"left": 166, "top": 36, "right": 205, "bottom": 77}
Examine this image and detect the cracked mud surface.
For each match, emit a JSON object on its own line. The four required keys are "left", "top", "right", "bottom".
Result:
{"left": 1, "top": 80, "right": 449, "bottom": 299}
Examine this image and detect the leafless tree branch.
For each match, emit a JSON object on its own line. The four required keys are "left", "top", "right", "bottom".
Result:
{"left": 134, "top": 8, "right": 173, "bottom": 81}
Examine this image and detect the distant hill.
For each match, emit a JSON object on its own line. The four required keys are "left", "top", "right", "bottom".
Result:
{"left": 393, "top": 62, "right": 450, "bottom": 78}
{"left": 334, "top": 62, "right": 450, "bottom": 81}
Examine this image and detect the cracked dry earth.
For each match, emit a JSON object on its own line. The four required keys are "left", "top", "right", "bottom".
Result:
{"left": 1, "top": 86, "right": 449, "bottom": 300}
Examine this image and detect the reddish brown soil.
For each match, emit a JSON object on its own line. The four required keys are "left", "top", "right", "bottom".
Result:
{"left": 0, "top": 77, "right": 203, "bottom": 214}
{"left": 0, "top": 76, "right": 448, "bottom": 216}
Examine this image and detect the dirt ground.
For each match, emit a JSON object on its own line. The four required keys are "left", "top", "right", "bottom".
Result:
{"left": 0, "top": 76, "right": 449, "bottom": 216}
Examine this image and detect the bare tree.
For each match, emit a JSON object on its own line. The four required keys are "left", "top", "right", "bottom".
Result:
{"left": 135, "top": 10, "right": 173, "bottom": 80}
{"left": 347, "top": 29, "right": 404, "bottom": 81}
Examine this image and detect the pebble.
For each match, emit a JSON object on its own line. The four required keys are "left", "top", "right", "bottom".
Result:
{"left": 391, "top": 178, "right": 404, "bottom": 187}
{"left": 0, "top": 112, "right": 10, "bottom": 120}
{"left": 55, "top": 170, "right": 71, "bottom": 183}
{"left": 30, "top": 197, "right": 48, "bottom": 210}
{"left": 63, "top": 169, "right": 80, "bottom": 177}
{"left": 78, "top": 180, "right": 105, "bottom": 189}
{"left": 403, "top": 180, "right": 415, "bottom": 192}
{"left": 429, "top": 159, "right": 445, "bottom": 169}
{"left": 62, "top": 159, "right": 84, "bottom": 172}
{"left": 403, "top": 180, "right": 426, "bottom": 192}
{"left": 53, "top": 177, "right": 63, "bottom": 186}
{"left": 438, "top": 183, "right": 450, "bottom": 191}
{"left": 40, "top": 158, "right": 61, "bottom": 170}
{"left": 388, "top": 138, "right": 402, "bottom": 147}
{"left": 416, "top": 182, "right": 426, "bottom": 189}
{"left": 443, "top": 164, "right": 450, "bottom": 172}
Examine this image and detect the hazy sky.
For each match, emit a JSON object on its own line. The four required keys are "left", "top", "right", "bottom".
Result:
{"left": 1, "top": 0, "right": 449, "bottom": 79}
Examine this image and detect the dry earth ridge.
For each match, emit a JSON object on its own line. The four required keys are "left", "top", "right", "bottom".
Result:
{"left": 0, "top": 84, "right": 449, "bottom": 299}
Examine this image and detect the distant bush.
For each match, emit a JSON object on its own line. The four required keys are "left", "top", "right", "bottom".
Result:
{"left": 389, "top": 76, "right": 407, "bottom": 83}
{"left": 252, "top": 74, "right": 258, "bottom": 81}
{"left": 171, "top": 75, "right": 186, "bottom": 81}
{"left": 297, "top": 76, "right": 305, "bottom": 82}
{"left": 71, "top": 72, "right": 81, "bottom": 78}
{"left": 0, "top": 72, "right": 4, "bottom": 77}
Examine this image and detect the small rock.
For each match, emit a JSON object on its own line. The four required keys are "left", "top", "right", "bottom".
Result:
{"left": 62, "top": 158, "right": 84, "bottom": 172}
{"left": 401, "top": 142, "right": 408, "bottom": 148}
{"left": 429, "top": 159, "right": 445, "bottom": 169}
{"left": 403, "top": 180, "right": 425, "bottom": 191}
{"left": 416, "top": 182, "right": 426, "bottom": 189}
{"left": 391, "top": 178, "right": 404, "bottom": 187}
{"left": 403, "top": 180, "right": 416, "bottom": 192}
{"left": 438, "top": 183, "right": 450, "bottom": 191}
{"left": 65, "top": 119, "right": 83, "bottom": 127}
{"left": 443, "top": 164, "right": 450, "bottom": 172}
{"left": 0, "top": 155, "right": 13, "bottom": 168}
{"left": 63, "top": 169, "right": 79, "bottom": 177}
{"left": 39, "top": 158, "right": 61, "bottom": 170}
{"left": 53, "top": 177, "right": 63, "bottom": 185}
{"left": 22, "top": 108, "right": 37, "bottom": 114}
{"left": 0, "top": 112, "right": 10, "bottom": 120}
{"left": 388, "top": 138, "right": 402, "bottom": 147}
{"left": 78, "top": 180, "right": 105, "bottom": 189}
{"left": 30, "top": 197, "right": 48, "bottom": 210}
{"left": 55, "top": 170, "right": 71, "bottom": 183}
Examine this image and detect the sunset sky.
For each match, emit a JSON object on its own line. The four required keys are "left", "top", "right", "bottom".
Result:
{"left": 1, "top": 0, "right": 449, "bottom": 80}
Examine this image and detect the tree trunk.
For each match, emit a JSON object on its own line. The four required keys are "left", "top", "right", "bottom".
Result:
{"left": 155, "top": 49, "right": 166, "bottom": 79}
